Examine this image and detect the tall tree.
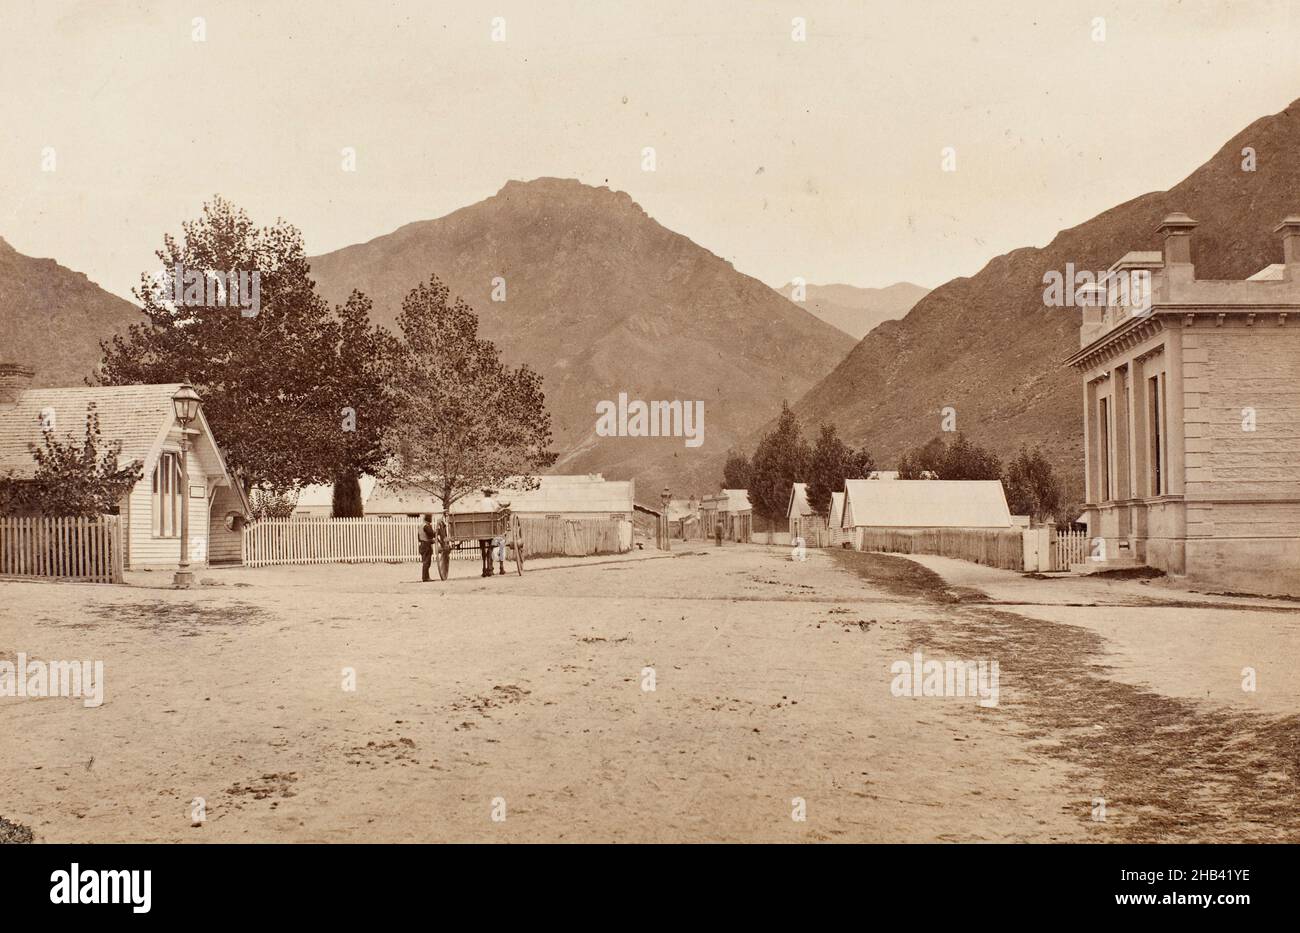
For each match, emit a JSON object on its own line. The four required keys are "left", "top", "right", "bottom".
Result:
{"left": 748, "top": 401, "right": 810, "bottom": 522}
{"left": 98, "top": 197, "right": 389, "bottom": 495}
{"left": 0, "top": 405, "right": 142, "bottom": 517}
{"left": 941, "top": 433, "right": 1003, "bottom": 480}
{"left": 806, "top": 423, "right": 874, "bottom": 514}
{"left": 319, "top": 292, "right": 400, "bottom": 516}
{"left": 1004, "top": 446, "right": 1063, "bottom": 522}
{"left": 721, "top": 449, "right": 751, "bottom": 490}
{"left": 379, "top": 275, "right": 554, "bottom": 510}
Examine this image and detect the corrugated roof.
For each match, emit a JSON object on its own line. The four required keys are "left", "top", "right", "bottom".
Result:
{"left": 841, "top": 479, "right": 1011, "bottom": 529}
{"left": 1248, "top": 263, "right": 1286, "bottom": 281}
{"left": 367, "top": 475, "right": 634, "bottom": 515}
{"left": 723, "top": 489, "right": 751, "bottom": 512}
{"left": 829, "top": 491, "right": 845, "bottom": 528}
{"left": 295, "top": 475, "right": 379, "bottom": 508}
{"left": 787, "top": 482, "right": 811, "bottom": 517}
{"left": 702, "top": 489, "right": 749, "bottom": 511}
{"left": 0, "top": 383, "right": 182, "bottom": 477}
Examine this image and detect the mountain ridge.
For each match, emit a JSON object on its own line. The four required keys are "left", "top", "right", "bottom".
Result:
{"left": 309, "top": 176, "right": 856, "bottom": 498}
{"left": 785, "top": 96, "right": 1300, "bottom": 505}
{"left": 0, "top": 237, "right": 144, "bottom": 388}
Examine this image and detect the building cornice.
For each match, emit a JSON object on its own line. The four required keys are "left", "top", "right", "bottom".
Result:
{"left": 1065, "top": 313, "right": 1165, "bottom": 370}
{"left": 1065, "top": 304, "right": 1300, "bottom": 370}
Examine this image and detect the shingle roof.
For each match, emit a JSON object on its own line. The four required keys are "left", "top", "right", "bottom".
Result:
{"left": 0, "top": 383, "right": 183, "bottom": 477}
{"left": 841, "top": 479, "right": 1011, "bottom": 529}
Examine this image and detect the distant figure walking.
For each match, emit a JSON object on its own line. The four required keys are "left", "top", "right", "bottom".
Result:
{"left": 418, "top": 513, "right": 436, "bottom": 582}
{"left": 715, "top": 521, "right": 723, "bottom": 547}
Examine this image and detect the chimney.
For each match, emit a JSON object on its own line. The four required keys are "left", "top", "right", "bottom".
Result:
{"left": 1157, "top": 213, "right": 1198, "bottom": 278}
{"left": 1274, "top": 215, "right": 1300, "bottom": 279}
{"left": 0, "top": 363, "right": 34, "bottom": 405}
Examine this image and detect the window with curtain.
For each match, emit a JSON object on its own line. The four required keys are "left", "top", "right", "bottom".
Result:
{"left": 152, "top": 451, "right": 182, "bottom": 537}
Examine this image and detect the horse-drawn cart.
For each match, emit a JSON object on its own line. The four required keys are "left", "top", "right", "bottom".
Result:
{"left": 434, "top": 507, "right": 524, "bottom": 580}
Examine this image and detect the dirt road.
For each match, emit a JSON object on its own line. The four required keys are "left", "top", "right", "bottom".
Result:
{"left": 2, "top": 545, "right": 1295, "bottom": 842}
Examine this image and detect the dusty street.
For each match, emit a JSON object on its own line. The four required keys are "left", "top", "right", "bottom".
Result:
{"left": 2, "top": 544, "right": 1297, "bottom": 843}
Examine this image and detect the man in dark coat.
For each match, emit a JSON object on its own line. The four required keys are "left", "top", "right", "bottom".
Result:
{"left": 419, "top": 513, "right": 436, "bottom": 582}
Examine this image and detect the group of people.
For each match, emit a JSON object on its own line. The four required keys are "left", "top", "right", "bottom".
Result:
{"left": 417, "top": 490, "right": 509, "bottom": 582}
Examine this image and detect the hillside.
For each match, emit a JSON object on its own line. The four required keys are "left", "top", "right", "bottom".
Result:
{"left": 788, "top": 97, "right": 1300, "bottom": 505}
{"left": 0, "top": 238, "right": 143, "bottom": 387}
{"left": 309, "top": 178, "right": 856, "bottom": 499}
{"left": 777, "top": 281, "right": 930, "bottom": 339}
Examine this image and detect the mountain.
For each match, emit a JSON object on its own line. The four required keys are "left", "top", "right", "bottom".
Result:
{"left": 309, "top": 178, "right": 856, "bottom": 500}
{"left": 786, "top": 97, "right": 1300, "bottom": 506}
{"left": 0, "top": 237, "right": 143, "bottom": 387}
{"left": 777, "top": 281, "right": 930, "bottom": 339}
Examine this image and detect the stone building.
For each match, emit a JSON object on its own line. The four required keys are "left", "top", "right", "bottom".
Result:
{"left": 1066, "top": 214, "right": 1300, "bottom": 594}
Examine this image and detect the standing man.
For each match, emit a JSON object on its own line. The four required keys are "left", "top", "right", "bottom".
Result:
{"left": 477, "top": 489, "right": 499, "bottom": 578}
{"left": 419, "top": 513, "right": 436, "bottom": 582}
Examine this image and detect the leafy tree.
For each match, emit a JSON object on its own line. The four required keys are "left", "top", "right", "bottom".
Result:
{"left": 379, "top": 275, "right": 555, "bottom": 510}
{"left": 1004, "top": 446, "right": 1063, "bottom": 522}
{"left": 0, "top": 405, "right": 143, "bottom": 516}
{"left": 249, "top": 487, "right": 300, "bottom": 520}
{"left": 721, "top": 449, "right": 751, "bottom": 490}
{"left": 98, "top": 197, "right": 392, "bottom": 500}
{"left": 897, "top": 436, "right": 947, "bottom": 479}
{"left": 941, "top": 433, "right": 1003, "bottom": 480}
{"left": 320, "top": 292, "right": 401, "bottom": 516}
{"left": 897, "top": 433, "right": 1001, "bottom": 480}
{"left": 748, "top": 401, "right": 810, "bottom": 522}
{"left": 806, "top": 423, "right": 873, "bottom": 514}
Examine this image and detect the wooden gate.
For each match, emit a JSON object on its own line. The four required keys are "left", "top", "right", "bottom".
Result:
{"left": 1054, "top": 530, "right": 1090, "bottom": 570}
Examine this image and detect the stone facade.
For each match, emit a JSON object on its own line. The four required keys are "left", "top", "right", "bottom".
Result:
{"left": 1067, "top": 214, "right": 1300, "bottom": 595}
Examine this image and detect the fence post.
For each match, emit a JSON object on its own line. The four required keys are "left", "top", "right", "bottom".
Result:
{"left": 112, "top": 514, "right": 125, "bottom": 583}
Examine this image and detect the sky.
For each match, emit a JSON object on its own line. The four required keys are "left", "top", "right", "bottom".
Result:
{"left": 2, "top": 0, "right": 1299, "bottom": 302}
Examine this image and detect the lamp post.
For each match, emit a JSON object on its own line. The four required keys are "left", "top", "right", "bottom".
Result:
{"left": 171, "top": 384, "right": 202, "bottom": 588}
{"left": 659, "top": 486, "right": 671, "bottom": 551}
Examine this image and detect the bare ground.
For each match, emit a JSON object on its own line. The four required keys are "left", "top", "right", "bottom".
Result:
{"left": 2, "top": 544, "right": 1296, "bottom": 842}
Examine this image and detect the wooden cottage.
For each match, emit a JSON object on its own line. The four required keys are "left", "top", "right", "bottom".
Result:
{"left": 0, "top": 369, "right": 247, "bottom": 570}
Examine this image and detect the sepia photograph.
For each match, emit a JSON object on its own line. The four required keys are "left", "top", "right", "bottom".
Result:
{"left": 1, "top": 0, "right": 1295, "bottom": 912}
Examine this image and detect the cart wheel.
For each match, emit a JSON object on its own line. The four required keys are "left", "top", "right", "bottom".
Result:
{"left": 437, "top": 542, "right": 450, "bottom": 581}
{"left": 511, "top": 515, "right": 525, "bottom": 575}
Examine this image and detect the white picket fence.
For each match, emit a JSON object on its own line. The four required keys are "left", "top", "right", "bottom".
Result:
{"left": 243, "top": 517, "right": 420, "bottom": 568}
{"left": 1054, "top": 529, "right": 1090, "bottom": 570}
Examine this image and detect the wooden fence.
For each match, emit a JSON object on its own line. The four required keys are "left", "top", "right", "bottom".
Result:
{"left": 243, "top": 517, "right": 421, "bottom": 567}
{"left": 0, "top": 515, "right": 124, "bottom": 584}
{"left": 856, "top": 527, "right": 1025, "bottom": 572}
{"left": 1054, "top": 529, "right": 1090, "bottom": 570}
{"left": 242, "top": 516, "right": 633, "bottom": 567}
{"left": 518, "top": 518, "right": 629, "bottom": 558}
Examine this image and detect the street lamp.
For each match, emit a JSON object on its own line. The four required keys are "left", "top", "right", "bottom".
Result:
{"left": 660, "top": 486, "right": 671, "bottom": 551}
{"left": 171, "top": 383, "right": 202, "bottom": 588}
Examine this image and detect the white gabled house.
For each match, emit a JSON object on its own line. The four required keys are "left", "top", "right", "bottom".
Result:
{"left": 840, "top": 479, "right": 1012, "bottom": 546}
{"left": 828, "top": 490, "right": 850, "bottom": 547}
{"left": 787, "top": 481, "right": 830, "bottom": 546}
{"left": 0, "top": 366, "right": 248, "bottom": 570}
